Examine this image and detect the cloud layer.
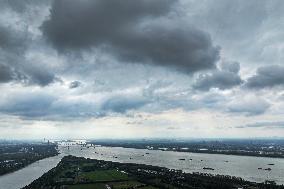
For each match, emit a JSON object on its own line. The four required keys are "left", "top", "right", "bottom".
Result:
{"left": 193, "top": 61, "right": 243, "bottom": 91}
{"left": 245, "top": 65, "right": 284, "bottom": 89}
{"left": 0, "top": 0, "right": 284, "bottom": 138}
{"left": 42, "top": 0, "right": 220, "bottom": 73}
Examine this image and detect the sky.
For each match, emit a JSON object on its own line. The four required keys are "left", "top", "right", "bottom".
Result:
{"left": 0, "top": 0, "right": 284, "bottom": 139}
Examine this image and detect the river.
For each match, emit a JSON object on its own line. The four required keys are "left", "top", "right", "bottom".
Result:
{"left": 0, "top": 145, "right": 283, "bottom": 189}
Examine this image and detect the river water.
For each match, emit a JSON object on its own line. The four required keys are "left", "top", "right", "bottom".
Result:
{"left": 0, "top": 145, "right": 283, "bottom": 189}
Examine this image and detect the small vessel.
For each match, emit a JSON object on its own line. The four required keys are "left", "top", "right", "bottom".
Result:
{"left": 258, "top": 168, "right": 262, "bottom": 170}
{"left": 264, "top": 168, "right": 272, "bottom": 171}
{"left": 267, "top": 163, "right": 274, "bottom": 166}
{"left": 179, "top": 158, "right": 186, "bottom": 160}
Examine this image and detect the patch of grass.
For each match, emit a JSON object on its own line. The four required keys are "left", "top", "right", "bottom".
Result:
{"left": 81, "top": 169, "right": 128, "bottom": 182}
{"left": 67, "top": 181, "right": 158, "bottom": 189}
{"left": 67, "top": 183, "right": 106, "bottom": 189}
{"left": 140, "top": 186, "right": 159, "bottom": 189}
{"left": 108, "top": 181, "right": 143, "bottom": 189}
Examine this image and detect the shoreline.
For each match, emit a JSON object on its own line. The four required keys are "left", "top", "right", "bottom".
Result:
{"left": 0, "top": 144, "right": 59, "bottom": 176}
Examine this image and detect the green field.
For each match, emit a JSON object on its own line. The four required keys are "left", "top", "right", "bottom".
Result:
{"left": 67, "top": 183, "right": 107, "bottom": 189}
{"left": 81, "top": 169, "right": 128, "bottom": 182}
{"left": 67, "top": 182, "right": 158, "bottom": 189}
{"left": 108, "top": 181, "right": 145, "bottom": 189}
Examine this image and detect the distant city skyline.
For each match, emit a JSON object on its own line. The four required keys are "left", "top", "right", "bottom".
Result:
{"left": 0, "top": 0, "right": 284, "bottom": 139}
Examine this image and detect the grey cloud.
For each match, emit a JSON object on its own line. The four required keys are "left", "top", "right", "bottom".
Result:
{"left": 167, "top": 126, "right": 180, "bottom": 130}
{"left": 141, "top": 80, "right": 228, "bottom": 112}
{"left": 42, "top": 0, "right": 220, "bottom": 73}
{"left": 0, "top": 0, "right": 58, "bottom": 87}
{"left": 195, "top": 92, "right": 228, "bottom": 110}
{"left": 0, "top": 24, "right": 57, "bottom": 86}
{"left": 220, "top": 61, "right": 240, "bottom": 73}
{"left": 183, "top": 0, "right": 284, "bottom": 68}
{"left": 0, "top": 61, "right": 58, "bottom": 86}
{"left": 0, "top": 0, "right": 51, "bottom": 13}
{"left": 0, "top": 93, "right": 55, "bottom": 118}
{"left": 0, "top": 24, "right": 27, "bottom": 52}
{"left": 193, "top": 61, "right": 242, "bottom": 91}
{"left": 245, "top": 65, "right": 284, "bottom": 89}
{"left": 236, "top": 121, "right": 284, "bottom": 129}
{"left": 0, "top": 92, "right": 99, "bottom": 120}
{"left": 69, "top": 81, "right": 82, "bottom": 89}
{"left": 0, "top": 64, "right": 19, "bottom": 83}
{"left": 0, "top": 26, "right": 17, "bottom": 49}
{"left": 195, "top": 0, "right": 268, "bottom": 39}
{"left": 227, "top": 97, "right": 270, "bottom": 116}
{"left": 0, "top": 90, "right": 149, "bottom": 120}
{"left": 102, "top": 95, "right": 149, "bottom": 114}
{"left": 42, "top": 0, "right": 175, "bottom": 49}
{"left": 21, "top": 65, "right": 58, "bottom": 86}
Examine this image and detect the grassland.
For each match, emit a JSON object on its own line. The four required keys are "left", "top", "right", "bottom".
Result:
{"left": 80, "top": 169, "right": 128, "bottom": 182}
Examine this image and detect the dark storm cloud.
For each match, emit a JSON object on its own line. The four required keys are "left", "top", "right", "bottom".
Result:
{"left": 0, "top": 26, "right": 16, "bottom": 49}
{"left": 0, "top": 57, "right": 57, "bottom": 87}
{"left": 0, "top": 64, "right": 18, "bottom": 83}
{"left": 42, "top": 0, "right": 175, "bottom": 48}
{"left": 193, "top": 62, "right": 242, "bottom": 91}
{"left": 21, "top": 65, "right": 58, "bottom": 86}
{"left": 42, "top": 0, "right": 220, "bottom": 73}
{"left": 245, "top": 65, "right": 284, "bottom": 89}
{"left": 0, "top": 24, "right": 27, "bottom": 51}
{"left": 0, "top": 23, "right": 57, "bottom": 86}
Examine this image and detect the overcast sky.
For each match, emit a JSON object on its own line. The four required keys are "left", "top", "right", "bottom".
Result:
{"left": 0, "top": 0, "right": 284, "bottom": 139}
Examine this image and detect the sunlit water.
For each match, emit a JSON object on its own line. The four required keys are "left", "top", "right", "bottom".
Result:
{"left": 0, "top": 145, "right": 283, "bottom": 189}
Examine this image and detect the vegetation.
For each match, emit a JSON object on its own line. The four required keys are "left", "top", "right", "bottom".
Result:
{"left": 81, "top": 169, "right": 128, "bottom": 182}
{"left": 0, "top": 143, "right": 58, "bottom": 175}
{"left": 24, "top": 155, "right": 284, "bottom": 189}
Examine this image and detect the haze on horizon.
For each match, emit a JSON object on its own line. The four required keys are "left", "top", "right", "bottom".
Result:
{"left": 0, "top": 0, "right": 284, "bottom": 139}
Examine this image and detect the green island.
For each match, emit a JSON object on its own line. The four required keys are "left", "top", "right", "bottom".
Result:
{"left": 0, "top": 143, "right": 58, "bottom": 175}
{"left": 23, "top": 155, "right": 283, "bottom": 189}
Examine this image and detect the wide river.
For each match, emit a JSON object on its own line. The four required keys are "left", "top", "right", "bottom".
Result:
{"left": 1, "top": 145, "right": 283, "bottom": 189}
